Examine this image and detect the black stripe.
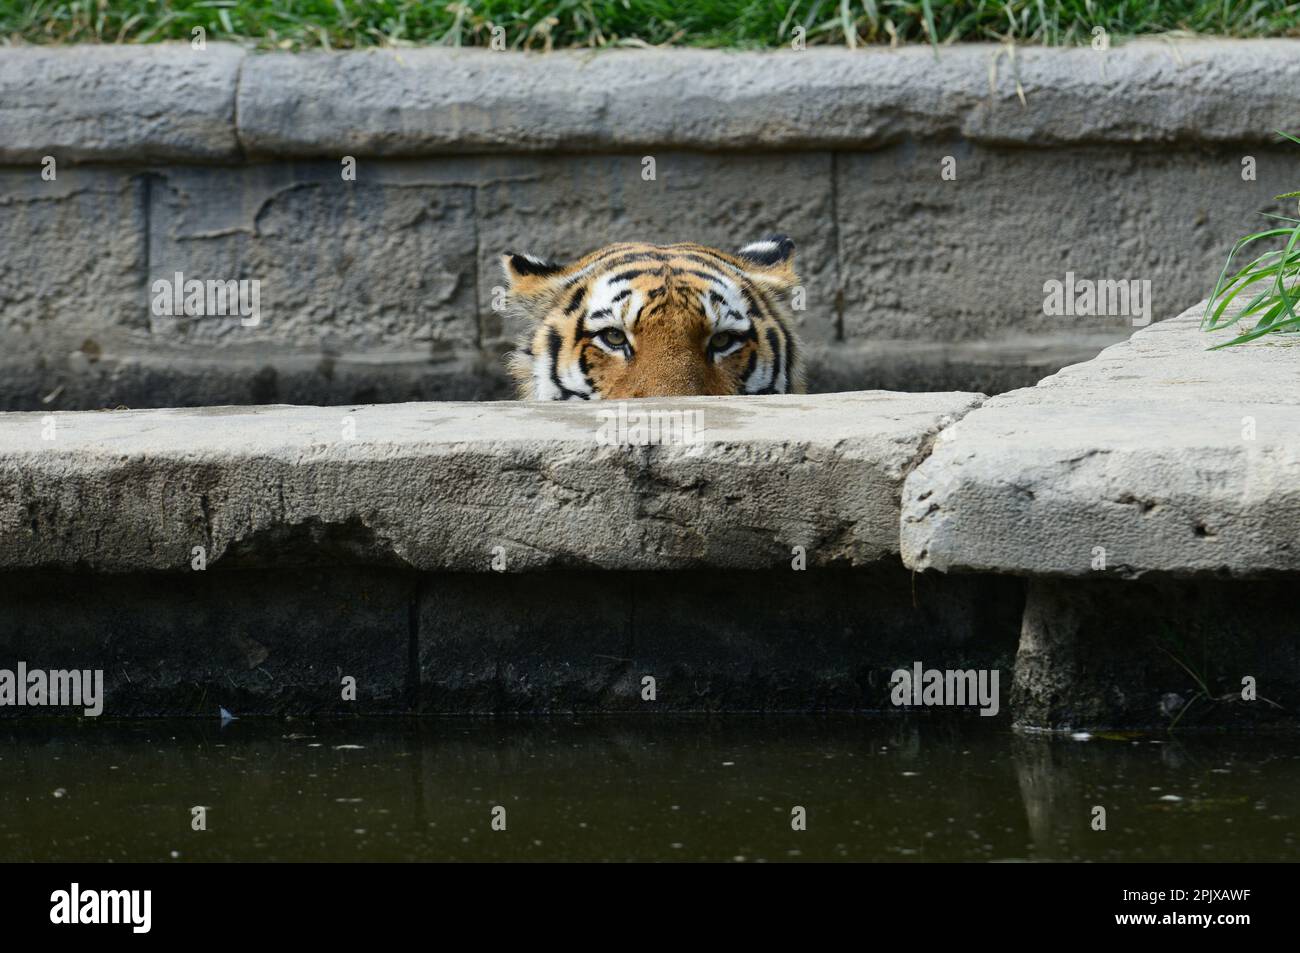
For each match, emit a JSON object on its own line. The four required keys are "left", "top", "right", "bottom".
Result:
{"left": 577, "top": 245, "right": 654, "bottom": 269}
{"left": 547, "top": 326, "right": 587, "bottom": 400}
{"left": 768, "top": 327, "right": 786, "bottom": 394}
{"left": 681, "top": 268, "right": 729, "bottom": 287}
{"left": 749, "top": 328, "right": 783, "bottom": 395}
{"left": 740, "top": 348, "right": 758, "bottom": 390}
{"left": 633, "top": 298, "right": 668, "bottom": 330}
{"left": 664, "top": 251, "right": 749, "bottom": 278}
{"left": 738, "top": 234, "right": 794, "bottom": 266}
{"left": 774, "top": 316, "right": 796, "bottom": 389}
{"left": 571, "top": 251, "right": 667, "bottom": 275}
{"left": 739, "top": 286, "right": 768, "bottom": 322}
{"left": 573, "top": 246, "right": 749, "bottom": 284}
{"left": 509, "top": 253, "right": 563, "bottom": 277}
{"left": 563, "top": 285, "right": 587, "bottom": 314}
{"left": 607, "top": 269, "right": 651, "bottom": 284}
{"left": 744, "top": 280, "right": 796, "bottom": 391}
{"left": 561, "top": 250, "right": 664, "bottom": 281}
{"left": 577, "top": 249, "right": 743, "bottom": 280}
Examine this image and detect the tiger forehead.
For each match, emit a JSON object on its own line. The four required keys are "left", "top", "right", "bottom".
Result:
{"left": 590, "top": 268, "right": 734, "bottom": 300}
{"left": 571, "top": 252, "right": 753, "bottom": 319}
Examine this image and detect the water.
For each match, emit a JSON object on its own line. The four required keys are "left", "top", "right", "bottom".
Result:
{"left": 2, "top": 717, "right": 1297, "bottom": 862}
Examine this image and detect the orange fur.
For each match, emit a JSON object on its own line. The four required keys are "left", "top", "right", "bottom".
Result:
{"left": 502, "top": 238, "right": 803, "bottom": 400}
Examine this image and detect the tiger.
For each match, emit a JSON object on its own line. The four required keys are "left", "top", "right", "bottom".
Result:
{"left": 501, "top": 236, "right": 804, "bottom": 400}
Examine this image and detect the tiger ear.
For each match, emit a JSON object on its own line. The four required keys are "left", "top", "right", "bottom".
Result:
{"left": 736, "top": 234, "right": 797, "bottom": 292}
{"left": 500, "top": 252, "right": 571, "bottom": 304}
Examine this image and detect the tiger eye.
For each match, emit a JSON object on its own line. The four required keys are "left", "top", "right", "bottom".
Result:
{"left": 507, "top": 238, "right": 801, "bottom": 399}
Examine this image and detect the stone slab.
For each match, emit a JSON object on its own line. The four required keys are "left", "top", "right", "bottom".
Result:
{"left": 7, "top": 41, "right": 1300, "bottom": 163}
{"left": 0, "top": 43, "right": 243, "bottom": 163}
{"left": 901, "top": 301, "right": 1300, "bottom": 577}
{"left": 236, "top": 41, "right": 1300, "bottom": 158}
{"left": 0, "top": 390, "right": 981, "bottom": 572}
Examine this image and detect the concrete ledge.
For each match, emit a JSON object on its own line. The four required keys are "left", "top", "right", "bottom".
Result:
{"left": 237, "top": 41, "right": 1300, "bottom": 157}
{"left": 901, "top": 300, "right": 1300, "bottom": 578}
{"left": 1, "top": 388, "right": 1027, "bottom": 719}
{"left": 0, "top": 391, "right": 980, "bottom": 573}
{"left": 4, "top": 40, "right": 1300, "bottom": 162}
{"left": 0, "top": 44, "right": 243, "bottom": 163}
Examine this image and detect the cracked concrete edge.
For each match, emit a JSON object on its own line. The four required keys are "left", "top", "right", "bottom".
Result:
{"left": 900, "top": 298, "right": 1300, "bottom": 579}
{"left": 5, "top": 39, "right": 1300, "bottom": 162}
{"left": 0, "top": 389, "right": 984, "bottom": 573}
{"left": 0, "top": 43, "right": 245, "bottom": 163}
{"left": 898, "top": 394, "right": 986, "bottom": 485}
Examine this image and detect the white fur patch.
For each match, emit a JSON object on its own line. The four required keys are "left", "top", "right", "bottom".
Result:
{"left": 559, "top": 358, "right": 595, "bottom": 397}
{"left": 586, "top": 272, "right": 644, "bottom": 344}
{"left": 699, "top": 278, "right": 751, "bottom": 334}
{"left": 531, "top": 348, "right": 561, "bottom": 400}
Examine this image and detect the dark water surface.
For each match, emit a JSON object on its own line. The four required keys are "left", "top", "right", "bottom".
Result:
{"left": 1, "top": 717, "right": 1296, "bottom": 862}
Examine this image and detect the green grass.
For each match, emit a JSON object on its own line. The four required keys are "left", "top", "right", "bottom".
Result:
{"left": 1204, "top": 131, "right": 1300, "bottom": 348}
{"left": 2, "top": 1, "right": 1299, "bottom": 50}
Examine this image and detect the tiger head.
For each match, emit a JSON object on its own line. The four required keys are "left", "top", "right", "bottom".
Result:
{"left": 502, "top": 237, "right": 803, "bottom": 400}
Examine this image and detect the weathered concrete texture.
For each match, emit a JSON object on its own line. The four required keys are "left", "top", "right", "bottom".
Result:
{"left": 0, "top": 153, "right": 844, "bottom": 408}
{"left": 1012, "top": 577, "right": 1300, "bottom": 730}
{"left": 0, "top": 391, "right": 981, "bottom": 573}
{"left": 235, "top": 41, "right": 1300, "bottom": 157}
{"left": 5, "top": 42, "right": 1299, "bottom": 409}
{"left": 145, "top": 163, "right": 480, "bottom": 352}
{"left": 0, "top": 568, "right": 413, "bottom": 716}
{"left": 835, "top": 141, "right": 1296, "bottom": 345}
{"left": 469, "top": 152, "right": 840, "bottom": 352}
{"left": 0, "top": 168, "right": 147, "bottom": 338}
{"left": 419, "top": 567, "right": 1022, "bottom": 713}
{"left": 1, "top": 160, "right": 493, "bottom": 408}
{"left": 808, "top": 334, "right": 1130, "bottom": 397}
{"left": 0, "top": 43, "right": 243, "bottom": 163}
{"left": 0, "top": 348, "right": 510, "bottom": 412}
{"left": 5, "top": 41, "right": 1300, "bottom": 163}
{"left": 902, "top": 301, "right": 1300, "bottom": 578}
{"left": 7, "top": 142, "right": 1291, "bottom": 409}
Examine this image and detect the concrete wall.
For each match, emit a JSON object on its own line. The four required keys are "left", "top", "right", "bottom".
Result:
{"left": 2, "top": 566, "right": 1023, "bottom": 716}
{"left": 0, "top": 389, "right": 1023, "bottom": 716}
{"left": 3, "top": 40, "right": 1299, "bottom": 409}
{"left": 2, "top": 300, "right": 1298, "bottom": 726}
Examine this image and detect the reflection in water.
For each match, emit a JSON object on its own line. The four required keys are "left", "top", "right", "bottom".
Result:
{"left": 1, "top": 717, "right": 1296, "bottom": 862}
